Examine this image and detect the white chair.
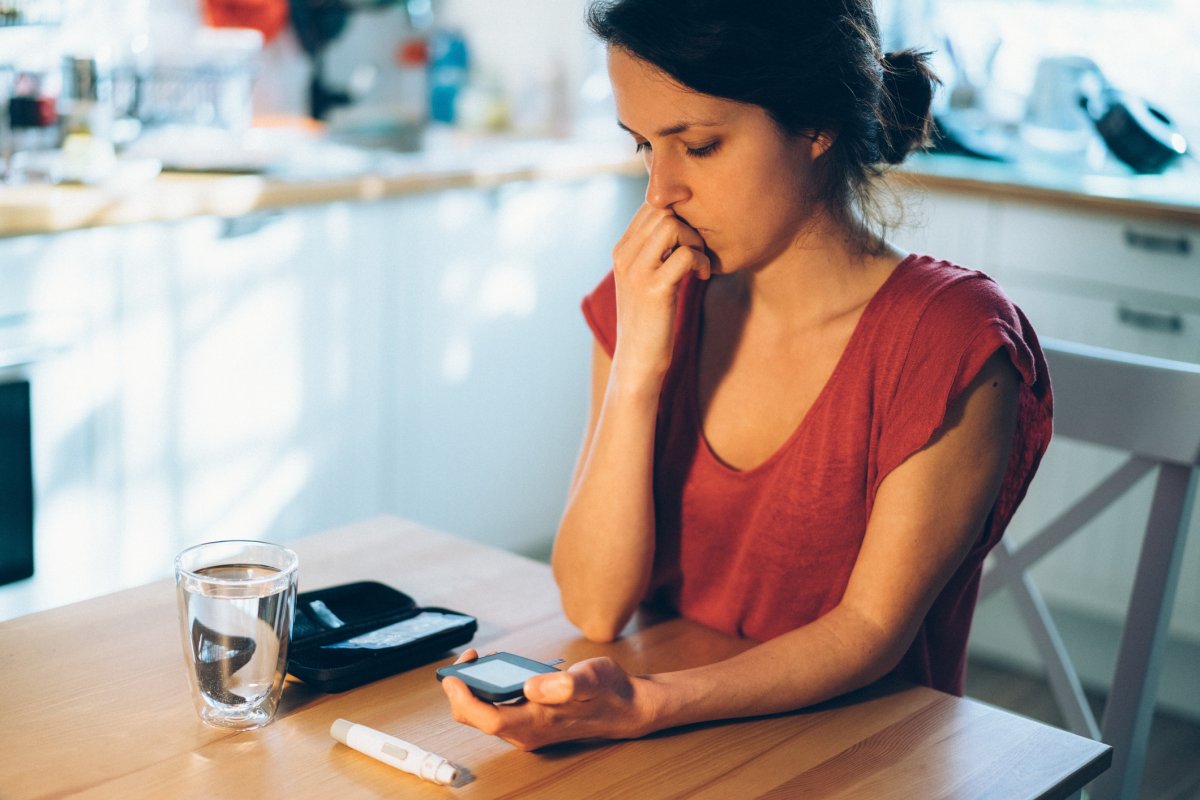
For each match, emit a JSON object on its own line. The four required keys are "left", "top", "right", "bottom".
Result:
{"left": 978, "top": 337, "right": 1200, "bottom": 800}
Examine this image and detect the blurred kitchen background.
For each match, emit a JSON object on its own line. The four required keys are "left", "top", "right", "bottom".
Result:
{"left": 1, "top": 0, "right": 627, "bottom": 609}
{"left": 2, "top": 1, "right": 1199, "bottom": 791}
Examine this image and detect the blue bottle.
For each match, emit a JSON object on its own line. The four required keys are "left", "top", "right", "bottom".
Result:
{"left": 427, "top": 29, "right": 469, "bottom": 125}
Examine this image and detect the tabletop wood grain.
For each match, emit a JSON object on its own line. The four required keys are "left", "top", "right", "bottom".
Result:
{"left": 0, "top": 516, "right": 1110, "bottom": 799}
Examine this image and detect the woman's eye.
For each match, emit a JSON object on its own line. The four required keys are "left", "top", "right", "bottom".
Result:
{"left": 686, "top": 141, "right": 721, "bottom": 158}
{"left": 634, "top": 139, "right": 718, "bottom": 158}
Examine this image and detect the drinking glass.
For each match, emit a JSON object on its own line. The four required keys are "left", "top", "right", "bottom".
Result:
{"left": 175, "top": 540, "right": 299, "bottom": 730}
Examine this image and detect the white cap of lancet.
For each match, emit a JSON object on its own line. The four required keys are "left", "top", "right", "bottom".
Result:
{"left": 330, "top": 718, "right": 354, "bottom": 744}
{"left": 419, "top": 752, "right": 459, "bottom": 784}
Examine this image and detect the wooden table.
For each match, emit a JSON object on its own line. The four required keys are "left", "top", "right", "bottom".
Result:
{"left": 0, "top": 517, "right": 1110, "bottom": 799}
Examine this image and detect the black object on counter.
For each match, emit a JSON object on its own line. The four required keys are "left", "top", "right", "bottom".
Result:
{"left": 1081, "top": 88, "right": 1189, "bottom": 174}
{"left": 8, "top": 95, "right": 57, "bottom": 129}
{"left": 929, "top": 111, "right": 1014, "bottom": 162}
{"left": 0, "top": 380, "right": 34, "bottom": 586}
{"left": 287, "top": 0, "right": 353, "bottom": 120}
{"left": 287, "top": 581, "right": 477, "bottom": 692}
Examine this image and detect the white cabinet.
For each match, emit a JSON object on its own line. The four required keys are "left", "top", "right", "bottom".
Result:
{"left": 0, "top": 226, "right": 122, "bottom": 612}
{"left": 991, "top": 202, "right": 1200, "bottom": 363}
{"left": 380, "top": 174, "right": 646, "bottom": 557}
{"left": 890, "top": 187, "right": 992, "bottom": 269}
{"left": 893, "top": 187, "right": 1200, "bottom": 357}
{"left": 0, "top": 171, "right": 647, "bottom": 619}
{"left": 1006, "top": 285, "right": 1200, "bottom": 364}
{"left": 993, "top": 202, "right": 1200, "bottom": 300}
{"left": 0, "top": 201, "right": 392, "bottom": 617}
{"left": 102, "top": 205, "right": 391, "bottom": 582}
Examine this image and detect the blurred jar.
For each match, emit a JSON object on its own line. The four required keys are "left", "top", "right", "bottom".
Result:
{"left": 60, "top": 54, "right": 113, "bottom": 141}
{"left": 5, "top": 71, "right": 58, "bottom": 159}
{"left": 135, "top": 27, "right": 263, "bottom": 136}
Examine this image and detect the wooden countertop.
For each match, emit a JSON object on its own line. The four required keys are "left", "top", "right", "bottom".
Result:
{"left": 896, "top": 152, "right": 1200, "bottom": 226}
{"left": 2, "top": 133, "right": 1197, "bottom": 239}
{"left": 0, "top": 135, "right": 645, "bottom": 239}
{"left": 0, "top": 516, "right": 1111, "bottom": 799}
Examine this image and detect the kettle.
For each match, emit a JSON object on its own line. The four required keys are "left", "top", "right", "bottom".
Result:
{"left": 1025, "top": 56, "right": 1098, "bottom": 137}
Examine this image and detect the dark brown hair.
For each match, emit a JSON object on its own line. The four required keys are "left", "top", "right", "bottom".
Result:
{"left": 587, "top": 0, "right": 939, "bottom": 250}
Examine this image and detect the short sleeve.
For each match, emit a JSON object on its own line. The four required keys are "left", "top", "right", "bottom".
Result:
{"left": 873, "top": 274, "right": 1053, "bottom": 535}
{"left": 582, "top": 270, "right": 618, "bottom": 358}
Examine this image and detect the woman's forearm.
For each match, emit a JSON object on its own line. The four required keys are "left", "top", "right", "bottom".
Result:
{"left": 631, "top": 604, "right": 905, "bottom": 734}
{"left": 552, "top": 368, "right": 663, "bottom": 641}
{"left": 554, "top": 200, "right": 709, "bottom": 641}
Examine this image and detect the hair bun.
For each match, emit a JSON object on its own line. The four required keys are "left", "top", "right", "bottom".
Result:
{"left": 879, "top": 49, "right": 939, "bottom": 164}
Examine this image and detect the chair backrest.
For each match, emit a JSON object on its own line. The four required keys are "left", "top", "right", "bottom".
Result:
{"left": 980, "top": 338, "right": 1200, "bottom": 800}
{"left": 1046, "top": 337, "right": 1200, "bottom": 467}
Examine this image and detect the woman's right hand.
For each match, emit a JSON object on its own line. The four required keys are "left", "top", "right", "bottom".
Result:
{"left": 552, "top": 205, "right": 709, "bottom": 640}
{"left": 610, "top": 204, "right": 711, "bottom": 385}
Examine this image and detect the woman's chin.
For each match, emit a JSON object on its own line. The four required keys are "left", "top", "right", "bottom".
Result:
{"left": 706, "top": 249, "right": 725, "bottom": 275}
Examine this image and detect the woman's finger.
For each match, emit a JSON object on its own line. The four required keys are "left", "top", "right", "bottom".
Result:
{"left": 522, "top": 670, "right": 576, "bottom": 704}
{"left": 660, "top": 244, "right": 712, "bottom": 283}
{"left": 453, "top": 648, "right": 480, "bottom": 665}
{"left": 632, "top": 213, "right": 706, "bottom": 272}
{"left": 523, "top": 657, "right": 623, "bottom": 705}
{"left": 613, "top": 202, "right": 665, "bottom": 255}
{"left": 442, "top": 676, "right": 506, "bottom": 735}
{"left": 661, "top": 213, "right": 708, "bottom": 252}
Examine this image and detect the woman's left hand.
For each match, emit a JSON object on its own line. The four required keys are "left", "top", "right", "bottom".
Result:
{"left": 440, "top": 649, "right": 654, "bottom": 751}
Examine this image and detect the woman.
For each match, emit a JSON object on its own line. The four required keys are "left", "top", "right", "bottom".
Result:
{"left": 442, "top": 0, "right": 1051, "bottom": 750}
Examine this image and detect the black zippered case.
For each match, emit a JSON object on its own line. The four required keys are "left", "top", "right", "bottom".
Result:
{"left": 286, "top": 581, "right": 477, "bottom": 693}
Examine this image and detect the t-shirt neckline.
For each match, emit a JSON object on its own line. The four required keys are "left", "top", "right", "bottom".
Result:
{"left": 687, "top": 252, "right": 922, "bottom": 477}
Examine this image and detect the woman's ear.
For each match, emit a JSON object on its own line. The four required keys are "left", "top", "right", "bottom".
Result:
{"left": 811, "top": 131, "right": 836, "bottom": 159}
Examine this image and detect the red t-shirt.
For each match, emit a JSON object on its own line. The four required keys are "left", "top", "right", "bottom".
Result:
{"left": 581, "top": 254, "right": 1052, "bottom": 695}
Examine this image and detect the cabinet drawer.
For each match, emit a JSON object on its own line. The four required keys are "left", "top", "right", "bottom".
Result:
{"left": 0, "top": 229, "right": 112, "bottom": 319}
{"left": 993, "top": 201, "right": 1200, "bottom": 298}
{"left": 1007, "top": 282, "right": 1200, "bottom": 363}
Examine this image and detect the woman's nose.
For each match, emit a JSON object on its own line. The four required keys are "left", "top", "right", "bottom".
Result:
{"left": 644, "top": 154, "right": 690, "bottom": 210}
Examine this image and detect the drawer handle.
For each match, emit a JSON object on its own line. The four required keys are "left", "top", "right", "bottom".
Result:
{"left": 0, "top": 313, "right": 35, "bottom": 330}
{"left": 220, "top": 212, "right": 282, "bottom": 239}
{"left": 1116, "top": 305, "right": 1184, "bottom": 334}
{"left": 1123, "top": 229, "right": 1191, "bottom": 256}
{"left": 0, "top": 345, "right": 64, "bottom": 371}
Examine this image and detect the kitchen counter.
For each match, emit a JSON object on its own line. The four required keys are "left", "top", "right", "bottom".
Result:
{"left": 896, "top": 151, "right": 1200, "bottom": 226}
{"left": 0, "top": 134, "right": 645, "bottom": 239}
{"left": 2, "top": 133, "right": 1198, "bottom": 239}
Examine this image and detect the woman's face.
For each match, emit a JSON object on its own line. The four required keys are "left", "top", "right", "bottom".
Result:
{"left": 608, "top": 47, "right": 830, "bottom": 275}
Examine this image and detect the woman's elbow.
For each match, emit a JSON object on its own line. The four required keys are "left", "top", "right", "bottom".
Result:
{"left": 561, "top": 602, "right": 627, "bottom": 642}
{"left": 831, "top": 604, "right": 915, "bottom": 685}
{"left": 578, "top": 618, "right": 623, "bottom": 643}
{"left": 553, "top": 563, "right": 632, "bottom": 642}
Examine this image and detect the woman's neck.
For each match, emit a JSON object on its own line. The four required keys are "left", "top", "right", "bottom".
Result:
{"left": 722, "top": 215, "right": 904, "bottom": 334}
